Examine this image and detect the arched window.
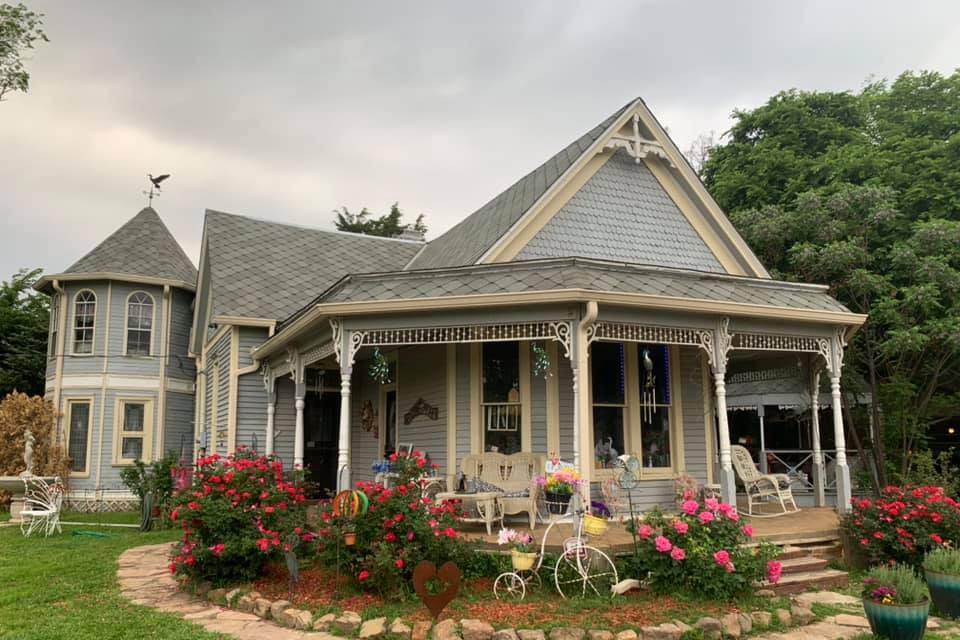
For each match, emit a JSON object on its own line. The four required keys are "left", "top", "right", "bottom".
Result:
{"left": 72, "top": 290, "right": 96, "bottom": 354}
{"left": 125, "top": 292, "right": 154, "bottom": 356}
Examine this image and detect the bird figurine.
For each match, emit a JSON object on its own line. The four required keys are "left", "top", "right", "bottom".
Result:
{"left": 144, "top": 173, "right": 171, "bottom": 205}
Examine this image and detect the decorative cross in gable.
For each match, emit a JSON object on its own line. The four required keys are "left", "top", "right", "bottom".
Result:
{"left": 603, "top": 113, "right": 675, "bottom": 167}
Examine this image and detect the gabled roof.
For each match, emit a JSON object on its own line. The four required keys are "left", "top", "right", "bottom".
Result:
{"left": 200, "top": 210, "right": 423, "bottom": 322}
{"left": 35, "top": 207, "right": 197, "bottom": 292}
{"left": 405, "top": 102, "right": 633, "bottom": 270}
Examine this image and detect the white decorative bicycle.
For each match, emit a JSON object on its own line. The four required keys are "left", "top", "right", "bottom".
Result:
{"left": 493, "top": 504, "right": 618, "bottom": 600}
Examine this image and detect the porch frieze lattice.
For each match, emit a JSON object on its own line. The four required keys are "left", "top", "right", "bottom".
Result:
{"left": 348, "top": 321, "right": 573, "bottom": 357}
{"left": 733, "top": 332, "right": 829, "bottom": 354}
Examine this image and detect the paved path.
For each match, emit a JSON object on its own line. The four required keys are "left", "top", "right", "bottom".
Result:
{"left": 117, "top": 543, "right": 332, "bottom": 639}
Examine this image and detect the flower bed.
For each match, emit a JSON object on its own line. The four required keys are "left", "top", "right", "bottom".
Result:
{"left": 628, "top": 496, "right": 780, "bottom": 600}
{"left": 168, "top": 447, "right": 310, "bottom": 585}
{"left": 843, "top": 486, "right": 960, "bottom": 566}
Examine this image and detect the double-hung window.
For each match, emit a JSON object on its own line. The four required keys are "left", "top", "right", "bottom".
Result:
{"left": 72, "top": 290, "right": 96, "bottom": 354}
{"left": 66, "top": 399, "right": 92, "bottom": 474}
{"left": 114, "top": 399, "right": 153, "bottom": 464}
{"left": 481, "top": 341, "right": 522, "bottom": 454}
{"left": 125, "top": 292, "right": 153, "bottom": 356}
{"left": 591, "top": 342, "right": 627, "bottom": 469}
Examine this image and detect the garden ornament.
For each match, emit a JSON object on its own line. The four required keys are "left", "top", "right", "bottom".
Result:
{"left": 641, "top": 348, "right": 656, "bottom": 423}
{"left": 412, "top": 560, "right": 461, "bottom": 619}
{"left": 23, "top": 429, "right": 35, "bottom": 476}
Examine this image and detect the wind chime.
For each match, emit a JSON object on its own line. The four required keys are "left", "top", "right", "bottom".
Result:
{"left": 641, "top": 348, "right": 656, "bottom": 424}
{"left": 531, "top": 341, "right": 552, "bottom": 379}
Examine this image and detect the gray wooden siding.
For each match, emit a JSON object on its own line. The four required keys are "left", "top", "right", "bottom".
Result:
{"left": 167, "top": 288, "right": 196, "bottom": 383}
{"left": 201, "top": 330, "right": 231, "bottom": 455}
{"left": 350, "top": 359, "right": 381, "bottom": 484}
{"left": 557, "top": 356, "right": 574, "bottom": 460}
{"left": 396, "top": 345, "right": 447, "bottom": 478}
{"left": 455, "top": 344, "right": 471, "bottom": 468}
{"left": 679, "top": 346, "right": 709, "bottom": 484}
{"left": 273, "top": 377, "right": 296, "bottom": 468}
{"left": 238, "top": 326, "right": 268, "bottom": 368}
{"left": 236, "top": 372, "right": 267, "bottom": 453}
{"left": 530, "top": 356, "right": 547, "bottom": 454}
{"left": 164, "top": 390, "right": 194, "bottom": 461}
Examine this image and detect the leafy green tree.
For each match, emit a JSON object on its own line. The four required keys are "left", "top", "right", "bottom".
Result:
{"left": 0, "top": 269, "right": 49, "bottom": 396}
{"left": 0, "top": 2, "right": 48, "bottom": 102}
{"left": 333, "top": 202, "right": 426, "bottom": 238}
{"left": 703, "top": 70, "right": 960, "bottom": 488}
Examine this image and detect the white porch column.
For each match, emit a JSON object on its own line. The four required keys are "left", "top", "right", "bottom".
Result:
{"left": 827, "top": 331, "right": 852, "bottom": 513}
{"left": 287, "top": 348, "right": 306, "bottom": 469}
{"left": 810, "top": 369, "right": 826, "bottom": 507}
{"left": 574, "top": 304, "right": 597, "bottom": 487}
{"left": 571, "top": 366, "right": 580, "bottom": 469}
{"left": 707, "top": 318, "right": 736, "bottom": 507}
{"left": 337, "top": 370, "right": 352, "bottom": 491}
{"left": 758, "top": 405, "right": 768, "bottom": 474}
{"left": 263, "top": 368, "right": 276, "bottom": 457}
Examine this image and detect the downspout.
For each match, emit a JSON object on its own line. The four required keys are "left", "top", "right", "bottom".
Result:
{"left": 157, "top": 285, "right": 171, "bottom": 458}
{"left": 51, "top": 280, "right": 67, "bottom": 441}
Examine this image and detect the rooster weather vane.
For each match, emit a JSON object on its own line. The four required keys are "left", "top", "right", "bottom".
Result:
{"left": 144, "top": 173, "right": 171, "bottom": 206}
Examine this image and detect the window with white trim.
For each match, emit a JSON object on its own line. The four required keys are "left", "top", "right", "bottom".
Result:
{"left": 125, "top": 291, "right": 154, "bottom": 356}
{"left": 481, "top": 341, "right": 522, "bottom": 454}
{"left": 114, "top": 399, "right": 153, "bottom": 464}
{"left": 66, "top": 399, "right": 91, "bottom": 474}
{"left": 72, "top": 290, "right": 96, "bottom": 354}
{"left": 638, "top": 343, "right": 672, "bottom": 469}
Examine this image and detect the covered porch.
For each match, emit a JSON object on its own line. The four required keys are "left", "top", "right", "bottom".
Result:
{"left": 249, "top": 259, "right": 865, "bottom": 515}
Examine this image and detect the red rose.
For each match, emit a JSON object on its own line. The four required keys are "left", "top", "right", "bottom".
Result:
{"left": 931, "top": 533, "right": 943, "bottom": 545}
{"left": 358, "top": 570, "right": 370, "bottom": 581}
{"left": 395, "top": 559, "right": 405, "bottom": 569}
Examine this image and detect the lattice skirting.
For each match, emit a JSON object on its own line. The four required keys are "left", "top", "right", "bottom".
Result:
{"left": 65, "top": 491, "right": 139, "bottom": 513}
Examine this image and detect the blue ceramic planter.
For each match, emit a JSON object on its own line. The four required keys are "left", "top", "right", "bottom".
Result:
{"left": 863, "top": 599, "right": 929, "bottom": 640}
{"left": 925, "top": 570, "right": 960, "bottom": 618}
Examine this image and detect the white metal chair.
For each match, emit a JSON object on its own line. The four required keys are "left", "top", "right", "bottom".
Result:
{"left": 730, "top": 445, "right": 799, "bottom": 517}
{"left": 20, "top": 476, "right": 65, "bottom": 537}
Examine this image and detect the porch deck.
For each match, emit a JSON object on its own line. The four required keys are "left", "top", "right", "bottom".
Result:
{"left": 460, "top": 507, "right": 841, "bottom": 554}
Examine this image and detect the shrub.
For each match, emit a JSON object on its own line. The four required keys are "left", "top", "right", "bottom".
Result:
{"left": 924, "top": 547, "right": 960, "bottom": 575}
{"left": 628, "top": 498, "right": 779, "bottom": 600}
{"left": 120, "top": 450, "right": 180, "bottom": 511}
{"left": 315, "top": 476, "right": 472, "bottom": 596}
{"left": 862, "top": 564, "right": 928, "bottom": 605}
{"left": 843, "top": 486, "right": 960, "bottom": 566}
{"left": 0, "top": 392, "right": 70, "bottom": 503}
{"left": 168, "top": 447, "right": 309, "bottom": 585}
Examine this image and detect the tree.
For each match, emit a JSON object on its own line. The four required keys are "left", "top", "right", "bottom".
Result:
{"left": 703, "top": 70, "right": 960, "bottom": 489}
{"left": 0, "top": 269, "right": 49, "bottom": 397}
{"left": 0, "top": 2, "right": 48, "bottom": 102}
{"left": 333, "top": 202, "right": 427, "bottom": 238}
{"left": 683, "top": 130, "right": 716, "bottom": 177}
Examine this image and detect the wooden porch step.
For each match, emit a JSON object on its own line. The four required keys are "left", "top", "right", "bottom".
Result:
{"left": 779, "top": 555, "right": 829, "bottom": 575}
{"left": 769, "top": 568, "right": 849, "bottom": 595}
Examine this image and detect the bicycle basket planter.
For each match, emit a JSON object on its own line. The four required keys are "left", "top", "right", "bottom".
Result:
{"left": 511, "top": 549, "right": 537, "bottom": 571}
{"left": 545, "top": 491, "right": 571, "bottom": 514}
{"left": 583, "top": 513, "right": 607, "bottom": 536}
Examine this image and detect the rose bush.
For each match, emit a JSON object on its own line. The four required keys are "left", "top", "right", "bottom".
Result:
{"left": 168, "top": 447, "right": 310, "bottom": 585}
{"left": 315, "top": 470, "right": 471, "bottom": 596}
{"left": 628, "top": 495, "right": 779, "bottom": 600}
{"left": 843, "top": 486, "right": 960, "bottom": 566}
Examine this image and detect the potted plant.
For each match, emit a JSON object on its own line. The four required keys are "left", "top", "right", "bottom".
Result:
{"left": 924, "top": 547, "right": 960, "bottom": 618}
{"left": 537, "top": 468, "right": 582, "bottom": 514}
{"left": 862, "top": 564, "right": 930, "bottom": 640}
{"left": 343, "top": 524, "right": 357, "bottom": 546}
{"left": 498, "top": 528, "right": 536, "bottom": 571}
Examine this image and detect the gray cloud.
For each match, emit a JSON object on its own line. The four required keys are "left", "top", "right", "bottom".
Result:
{"left": 1, "top": 0, "right": 958, "bottom": 280}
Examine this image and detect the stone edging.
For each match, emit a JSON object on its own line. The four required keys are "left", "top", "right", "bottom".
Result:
{"left": 118, "top": 543, "right": 870, "bottom": 640}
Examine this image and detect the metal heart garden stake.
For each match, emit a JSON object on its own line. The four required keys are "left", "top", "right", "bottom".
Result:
{"left": 412, "top": 560, "right": 461, "bottom": 619}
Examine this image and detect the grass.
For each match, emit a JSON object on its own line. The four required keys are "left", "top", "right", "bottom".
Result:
{"left": 0, "top": 520, "right": 225, "bottom": 639}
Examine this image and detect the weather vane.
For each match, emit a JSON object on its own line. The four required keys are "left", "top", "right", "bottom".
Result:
{"left": 144, "top": 173, "right": 171, "bottom": 206}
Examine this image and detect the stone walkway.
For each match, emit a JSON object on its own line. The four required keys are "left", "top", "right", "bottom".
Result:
{"left": 118, "top": 543, "right": 333, "bottom": 639}
{"left": 118, "top": 543, "right": 958, "bottom": 640}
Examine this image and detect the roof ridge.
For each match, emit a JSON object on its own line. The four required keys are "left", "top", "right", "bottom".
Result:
{"left": 205, "top": 208, "right": 426, "bottom": 245}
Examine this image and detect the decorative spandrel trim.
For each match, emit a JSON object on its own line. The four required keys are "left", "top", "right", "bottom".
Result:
{"left": 285, "top": 347, "right": 305, "bottom": 385}
{"left": 603, "top": 114, "right": 676, "bottom": 167}
{"left": 261, "top": 366, "right": 275, "bottom": 393}
{"left": 329, "top": 318, "right": 342, "bottom": 364}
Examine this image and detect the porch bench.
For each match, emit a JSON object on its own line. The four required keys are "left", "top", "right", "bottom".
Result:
{"left": 460, "top": 452, "right": 544, "bottom": 529}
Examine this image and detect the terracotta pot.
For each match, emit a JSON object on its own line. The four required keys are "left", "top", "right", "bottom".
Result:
{"left": 862, "top": 598, "right": 929, "bottom": 640}
{"left": 925, "top": 569, "right": 960, "bottom": 618}
{"left": 343, "top": 531, "right": 356, "bottom": 546}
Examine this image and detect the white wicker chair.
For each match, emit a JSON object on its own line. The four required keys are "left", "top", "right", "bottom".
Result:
{"left": 730, "top": 446, "right": 799, "bottom": 517}
{"left": 20, "top": 476, "right": 64, "bottom": 537}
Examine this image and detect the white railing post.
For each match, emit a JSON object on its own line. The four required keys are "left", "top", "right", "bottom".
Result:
{"left": 810, "top": 370, "right": 826, "bottom": 507}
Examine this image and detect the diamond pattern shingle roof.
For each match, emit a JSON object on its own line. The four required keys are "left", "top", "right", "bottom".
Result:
{"left": 61, "top": 207, "right": 197, "bottom": 286}
{"left": 204, "top": 210, "right": 422, "bottom": 320}
{"left": 405, "top": 102, "right": 633, "bottom": 270}
{"left": 314, "top": 258, "right": 849, "bottom": 314}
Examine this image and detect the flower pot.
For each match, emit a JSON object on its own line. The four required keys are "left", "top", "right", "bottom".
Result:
{"left": 582, "top": 514, "right": 607, "bottom": 536}
{"left": 545, "top": 491, "right": 571, "bottom": 515}
{"left": 511, "top": 549, "right": 537, "bottom": 571}
{"left": 343, "top": 531, "right": 356, "bottom": 546}
{"left": 863, "top": 598, "right": 929, "bottom": 640}
{"left": 925, "top": 570, "right": 960, "bottom": 618}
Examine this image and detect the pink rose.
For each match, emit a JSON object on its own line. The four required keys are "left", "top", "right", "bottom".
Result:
{"left": 742, "top": 525, "right": 754, "bottom": 538}
{"left": 654, "top": 535, "right": 673, "bottom": 553}
{"left": 718, "top": 502, "right": 734, "bottom": 516}
{"left": 727, "top": 510, "right": 740, "bottom": 522}
{"left": 766, "top": 560, "right": 782, "bottom": 584}
{"left": 725, "top": 562, "right": 736, "bottom": 573}
{"left": 670, "top": 547, "right": 686, "bottom": 561}
{"left": 704, "top": 497, "right": 720, "bottom": 512}
{"left": 713, "top": 549, "right": 730, "bottom": 566}
{"left": 698, "top": 511, "right": 715, "bottom": 524}
{"left": 672, "top": 521, "right": 689, "bottom": 535}
{"left": 681, "top": 500, "right": 699, "bottom": 515}
{"left": 638, "top": 524, "right": 653, "bottom": 539}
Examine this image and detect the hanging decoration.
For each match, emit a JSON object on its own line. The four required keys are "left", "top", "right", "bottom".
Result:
{"left": 531, "top": 341, "right": 552, "bottom": 379}
{"left": 360, "top": 400, "right": 379, "bottom": 437}
{"left": 369, "top": 348, "right": 391, "bottom": 384}
{"left": 641, "top": 348, "right": 656, "bottom": 423}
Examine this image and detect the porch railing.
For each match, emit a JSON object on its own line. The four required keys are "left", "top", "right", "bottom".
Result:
{"left": 759, "top": 449, "right": 839, "bottom": 492}
{"left": 483, "top": 402, "right": 521, "bottom": 431}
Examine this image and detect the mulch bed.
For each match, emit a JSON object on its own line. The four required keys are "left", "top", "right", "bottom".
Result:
{"left": 254, "top": 564, "right": 738, "bottom": 629}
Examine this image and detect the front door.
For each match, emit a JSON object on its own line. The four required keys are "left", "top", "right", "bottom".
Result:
{"left": 304, "top": 391, "right": 340, "bottom": 497}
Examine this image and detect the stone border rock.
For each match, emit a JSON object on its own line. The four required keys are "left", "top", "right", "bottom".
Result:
{"left": 119, "top": 543, "right": 851, "bottom": 640}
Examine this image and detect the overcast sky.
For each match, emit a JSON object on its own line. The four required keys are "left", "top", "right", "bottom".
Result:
{"left": 2, "top": 1, "right": 958, "bottom": 281}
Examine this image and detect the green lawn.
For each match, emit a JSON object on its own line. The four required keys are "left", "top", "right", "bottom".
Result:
{"left": 0, "top": 521, "right": 224, "bottom": 639}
